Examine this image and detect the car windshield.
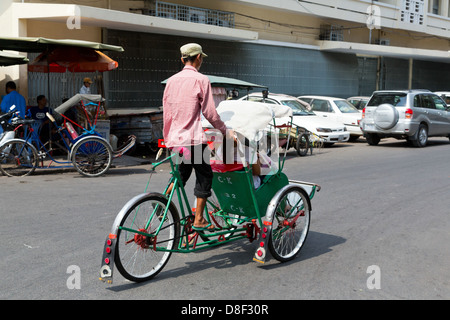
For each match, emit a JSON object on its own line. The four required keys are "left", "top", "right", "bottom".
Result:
{"left": 280, "top": 100, "right": 315, "bottom": 115}
{"left": 334, "top": 100, "right": 360, "bottom": 113}
{"left": 368, "top": 93, "right": 407, "bottom": 106}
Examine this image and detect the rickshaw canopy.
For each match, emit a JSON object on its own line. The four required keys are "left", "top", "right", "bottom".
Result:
{"left": 161, "top": 75, "right": 267, "bottom": 90}
{"left": 203, "top": 100, "right": 292, "bottom": 141}
{"left": 203, "top": 75, "right": 267, "bottom": 90}
{"left": 0, "top": 37, "right": 124, "bottom": 53}
{"left": 54, "top": 94, "right": 105, "bottom": 115}
{"left": 0, "top": 51, "right": 29, "bottom": 66}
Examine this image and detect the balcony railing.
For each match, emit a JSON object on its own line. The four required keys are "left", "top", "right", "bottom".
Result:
{"left": 135, "top": 1, "right": 235, "bottom": 28}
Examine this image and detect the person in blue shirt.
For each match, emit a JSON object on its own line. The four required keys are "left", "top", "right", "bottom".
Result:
{"left": 27, "top": 95, "right": 50, "bottom": 122}
{"left": 1, "top": 81, "right": 26, "bottom": 118}
{"left": 27, "top": 95, "right": 54, "bottom": 144}
{"left": 0, "top": 81, "right": 27, "bottom": 134}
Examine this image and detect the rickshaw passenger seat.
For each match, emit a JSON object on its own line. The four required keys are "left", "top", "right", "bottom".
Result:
{"left": 210, "top": 159, "right": 243, "bottom": 173}
{"left": 65, "top": 122, "right": 79, "bottom": 140}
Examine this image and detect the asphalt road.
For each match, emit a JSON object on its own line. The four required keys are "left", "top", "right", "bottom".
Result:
{"left": 1, "top": 137, "right": 449, "bottom": 300}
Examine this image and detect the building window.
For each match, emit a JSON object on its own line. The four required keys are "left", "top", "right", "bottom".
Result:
{"left": 431, "top": 0, "right": 440, "bottom": 14}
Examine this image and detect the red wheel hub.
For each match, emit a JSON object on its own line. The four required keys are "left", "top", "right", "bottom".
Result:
{"left": 134, "top": 229, "right": 150, "bottom": 249}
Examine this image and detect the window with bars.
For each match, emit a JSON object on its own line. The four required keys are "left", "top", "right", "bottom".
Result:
{"left": 154, "top": 1, "right": 235, "bottom": 28}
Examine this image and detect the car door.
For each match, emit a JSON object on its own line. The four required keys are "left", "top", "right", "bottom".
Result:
{"left": 310, "top": 99, "right": 335, "bottom": 121}
{"left": 421, "top": 94, "right": 441, "bottom": 135}
{"left": 431, "top": 95, "right": 450, "bottom": 135}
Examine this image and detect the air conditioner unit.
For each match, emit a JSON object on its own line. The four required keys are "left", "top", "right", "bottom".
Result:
{"left": 376, "top": 39, "right": 390, "bottom": 46}
{"left": 319, "top": 25, "right": 344, "bottom": 41}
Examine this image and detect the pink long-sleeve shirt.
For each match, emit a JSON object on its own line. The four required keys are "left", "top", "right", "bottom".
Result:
{"left": 163, "top": 65, "right": 227, "bottom": 148}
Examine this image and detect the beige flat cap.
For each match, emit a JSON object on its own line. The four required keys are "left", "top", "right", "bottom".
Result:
{"left": 180, "top": 43, "right": 207, "bottom": 58}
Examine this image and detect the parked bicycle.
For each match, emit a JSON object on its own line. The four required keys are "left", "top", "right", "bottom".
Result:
{"left": 0, "top": 105, "right": 20, "bottom": 146}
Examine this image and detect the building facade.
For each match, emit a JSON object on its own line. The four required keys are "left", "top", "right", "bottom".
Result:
{"left": 1, "top": 0, "right": 450, "bottom": 108}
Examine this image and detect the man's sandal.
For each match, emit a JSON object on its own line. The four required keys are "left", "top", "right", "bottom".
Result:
{"left": 192, "top": 223, "right": 216, "bottom": 232}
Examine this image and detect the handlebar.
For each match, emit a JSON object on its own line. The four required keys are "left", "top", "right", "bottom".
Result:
{"left": 46, "top": 112, "right": 56, "bottom": 122}
{"left": 11, "top": 118, "right": 35, "bottom": 125}
{"left": 0, "top": 114, "right": 35, "bottom": 131}
{"left": 0, "top": 110, "right": 17, "bottom": 120}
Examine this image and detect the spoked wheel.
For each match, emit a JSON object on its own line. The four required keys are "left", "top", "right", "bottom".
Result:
{"left": 71, "top": 136, "right": 112, "bottom": 177}
{"left": 115, "top": 194, "right": 180, "bottom": 283}
{"left": 296, "top": 133, "right": 309, "bottom": 156}
{"left": 0, "top": 139, "right": 38, "bottom": 177}
{"left": 268, "top": 186, "right": 310, "bottom": 262}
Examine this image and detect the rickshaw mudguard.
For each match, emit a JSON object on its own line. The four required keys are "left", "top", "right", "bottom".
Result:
{"left": 99, "top": 233, "right": 117, "bottom": 284}
{"left": 253, "top": 182, "right": 314, "bottom": 264}
{"left": 99, "top": 192, "right": 156, "bottom": 284}
{"left": 70, "top": 132, "right": 104, "bottom": 147}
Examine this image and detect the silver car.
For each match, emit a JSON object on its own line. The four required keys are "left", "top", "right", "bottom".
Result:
{"left": 360, "top": 90, "right": 450, "bottom": 147}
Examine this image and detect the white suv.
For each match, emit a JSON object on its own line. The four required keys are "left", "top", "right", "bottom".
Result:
{"left": 360, "top": 90, "right": 450, "bottom": 147}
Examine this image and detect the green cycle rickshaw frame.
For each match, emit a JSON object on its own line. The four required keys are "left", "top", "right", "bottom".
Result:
{"left": 99, "top": 100, "right": 320, "bottom": 284}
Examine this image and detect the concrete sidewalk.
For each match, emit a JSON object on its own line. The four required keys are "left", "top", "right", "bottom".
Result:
{"left": 7, "top": 154, "right": 156, "bottom": 176}
{"left": 111, "top": 154, "right": 154, "bottom": 167}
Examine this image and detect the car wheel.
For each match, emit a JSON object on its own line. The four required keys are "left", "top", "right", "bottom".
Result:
{"left": 374, "top": 104, "right": 399, "bottom": 130}
{"left": 411, "top": 124, "right": 428, "bottom": 147}
{"left": 365, "top": 133, "right": 380, "bottom": 146}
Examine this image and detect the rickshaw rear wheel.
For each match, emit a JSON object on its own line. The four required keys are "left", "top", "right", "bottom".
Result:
{"left": 71, "top": 136, "right": 112, "bottom": 177}
{"left": 268, "top": 186, "right": 310, "bottom": 262}
{"left": 296, "top": 133, "right": 309, "bottom": 157}
{"left": 115, "top": 193, "right": 180, "bottom": 283}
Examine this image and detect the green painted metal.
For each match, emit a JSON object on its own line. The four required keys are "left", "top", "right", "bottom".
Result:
{"left": 123, "top": 141, "right": 317, "bottom": 255}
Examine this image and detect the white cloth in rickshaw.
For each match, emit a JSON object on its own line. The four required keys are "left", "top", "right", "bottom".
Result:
{"left": 203, "top": 100, "right": 292, "bottom": 177}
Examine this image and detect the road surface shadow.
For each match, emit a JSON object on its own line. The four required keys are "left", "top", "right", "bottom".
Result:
{"left": 106, "top": 230, "right": 345, "bottom": 291}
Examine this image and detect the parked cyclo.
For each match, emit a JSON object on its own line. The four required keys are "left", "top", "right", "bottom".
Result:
{"left": 99, "top": 100, "right": 321, "bottom": 284}
{"left": 0, "top": 94, "right": 135, "bottom": 177}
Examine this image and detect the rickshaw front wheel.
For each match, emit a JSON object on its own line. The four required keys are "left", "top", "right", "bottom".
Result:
{"left": 0, "top": 139, "right": 38, "bottom": 177}
{"left": 268, "top": 186, "right": 310, "bottom": 262}
{"left": 115, "top": 193, "right": 180, "bottom": 283}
